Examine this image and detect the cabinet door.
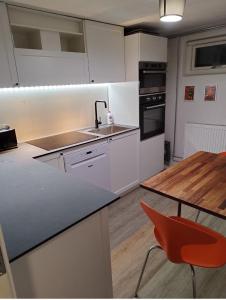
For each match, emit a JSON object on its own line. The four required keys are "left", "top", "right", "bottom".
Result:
{"left": 139, "top": 33, "right": 168, "bottom": 62}
{"left": 15, "top": 49, "right": 89, "bottom": 86}
{"left": 11, "top": 209, "right": 112, "bottom": 298}
{"left": 36, "top": 154, "right": 62, "bottom": 170}
{"left": 109, "top": 131, "right": 139, "bottom": 194}
{"left": 65, "top": 154, "right": 110, "bottom": 190}
{"left": 0, "top": 227, "right": 16, "bottom": 298}
{"left": 140, "top": 133, "right": 165, "bottom": 182}
{"left": 0, "top": 3, "right": 18, "bottom": 87}
{"left": 85, "top": 20, "right": 125, "bottom": 83}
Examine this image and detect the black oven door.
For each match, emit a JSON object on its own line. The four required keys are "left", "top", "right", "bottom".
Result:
{"left": 139, "top": 71, "right": 166, "bottom": 95}
{"left": 140, "top": 104, "right": 165, "bottom": 140}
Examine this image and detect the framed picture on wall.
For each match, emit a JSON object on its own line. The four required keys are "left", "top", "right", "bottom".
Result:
{"left": 204, "top": 85, "right": 217, "bottom": 101}
{"left": 184, "top": 86, "right": 195, "bottom": 101}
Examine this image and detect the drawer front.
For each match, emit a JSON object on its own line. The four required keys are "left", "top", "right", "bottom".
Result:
{"left": 63, "top": 142, "right": 108, "bottom": 166}
{"left": 66, "top": 153, "right": 110, "bottom": 190}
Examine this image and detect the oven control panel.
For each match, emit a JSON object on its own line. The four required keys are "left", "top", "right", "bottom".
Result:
{"left": 139, "top": 93, "right": 166, "bottom": 106}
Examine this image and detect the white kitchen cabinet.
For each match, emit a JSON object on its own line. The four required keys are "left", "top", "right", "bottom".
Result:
{"left": 109, "top": 130, "right": 139, "bottom": 195}
{"left": 8, "top": 5, "right": 88, "bottom": 86}
{"left": 140, "top": 133, "right": 165, "bottom": 182}
{"left": 0, "top": 227, "right": 16, "bottom": 298}
{"left": 125, "top": 32, "right": 168, "bottom": 81}
{"left": 139, "top": 33, "right": 167, "bottom": 62}
{"left": 11, "top": 208, "right": 113, "bottom": 298}
{"left": 36, "top": 152, "right": 65, "bottom": 171}
{"left": 15, "top": 49, "right": 89, "bottom": 86}
{"left": 0, "top": 3, "right": 18, "bottom": 87}
{"left": 63, "top": 142, "right": 110, "bottom": 191}
{"left": 85, "top": 20, "right": 125, "bottom": 83}
{"left": 36, "top": 130, "right": 139, "bottom": 195}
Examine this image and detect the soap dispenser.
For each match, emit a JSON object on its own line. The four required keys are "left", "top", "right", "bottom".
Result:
{"left": 107, "top": 111, "right": 114, "bottom": 125}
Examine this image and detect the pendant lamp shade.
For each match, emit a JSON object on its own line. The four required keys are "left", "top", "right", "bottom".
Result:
{"left": 159, "top": 0, "right": 185, "bottom": 22}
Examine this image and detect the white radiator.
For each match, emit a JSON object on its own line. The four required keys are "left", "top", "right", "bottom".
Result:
{"left": 184, "top": 123, "right": 226, "bottom": 158}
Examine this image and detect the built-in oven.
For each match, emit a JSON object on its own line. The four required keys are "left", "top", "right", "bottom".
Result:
{"left": 139, "top": 61, "right": 167, "bottom": 95}
{"left": 140, "top": 93, "right": 165, "bottom": 141}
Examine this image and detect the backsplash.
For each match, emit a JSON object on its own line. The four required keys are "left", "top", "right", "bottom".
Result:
{"left": 0, "top": 84, "right": 108, "bottom": 142}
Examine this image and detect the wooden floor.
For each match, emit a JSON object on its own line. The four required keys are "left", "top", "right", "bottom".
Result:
{"left": 108, "top": 187, "right": 226, "bottom": 298}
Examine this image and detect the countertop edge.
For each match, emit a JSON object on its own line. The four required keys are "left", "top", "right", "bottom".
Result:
{"left": 30, "top": 126, "right": 139, "bottom": 158}
{"left": 9, "top": 194, "right": 120, "bottom": 263}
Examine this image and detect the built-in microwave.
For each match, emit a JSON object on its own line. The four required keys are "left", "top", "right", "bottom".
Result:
{"left": 139, "top": 61, "right": 167, "bottom": 95}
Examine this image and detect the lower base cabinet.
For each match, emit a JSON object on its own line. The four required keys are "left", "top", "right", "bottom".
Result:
{"left": 36, "top": 152, "right": 65, "bottom": 171}
{"left": 140, "top": 133, "right": 165, "bottom": 182}
{"left": 36, "top": 130, "right": 140, "bottom": 195}
{"left": 109, "top": 130, "right": 139, "bottom": 195}
{"left": 11, "top": 208, "right": 113, "bottom": 298}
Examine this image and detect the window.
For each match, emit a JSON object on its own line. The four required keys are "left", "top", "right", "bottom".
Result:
{"left": 184, "top": 35, "right": 226, "bottom": 75}
{"left": 195, "top": 44, "right": 226, "bottom": 68}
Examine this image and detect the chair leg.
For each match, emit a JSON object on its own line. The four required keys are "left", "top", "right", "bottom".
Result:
{"left": 195, "top": 210, "right": 201, "bottom": 222}
{"left": 177, "top": 202, "right": 182, "bottom": 216}
{"left": 134, "top": 245, "right": 162, "bottom": 298}
{"left": 190, "top": 265, "right": 197, "bottom": 298}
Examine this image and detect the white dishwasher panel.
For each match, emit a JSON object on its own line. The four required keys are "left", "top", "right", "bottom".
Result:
{"left": 64, "top": 142, "right": 110, "bottom": 191}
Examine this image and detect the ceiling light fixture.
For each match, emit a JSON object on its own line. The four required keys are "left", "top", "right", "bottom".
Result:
{"left": 159, "top": 0, "right": 186, "bottom": 23}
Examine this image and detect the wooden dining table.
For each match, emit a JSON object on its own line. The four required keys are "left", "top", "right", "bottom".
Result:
{"left": 141, "top": 151, "right": 226, "bottom": 220}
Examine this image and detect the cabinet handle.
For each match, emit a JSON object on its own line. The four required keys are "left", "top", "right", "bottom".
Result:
{"left": 91, "top": 80, "right": 94, "bottom": 83}
{"left": 88, "top": 165, "right": 93, "bottom": 168}
{"left": 13, "top": 83, "right": 19, "bottom": 87}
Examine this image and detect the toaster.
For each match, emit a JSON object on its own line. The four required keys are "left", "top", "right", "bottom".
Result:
{"left": 0, "top": 128, "right": 17, "bottom": 152}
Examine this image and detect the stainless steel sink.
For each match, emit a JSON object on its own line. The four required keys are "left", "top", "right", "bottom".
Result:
{"left": 88, "top": 125, "right": 130, "bottom": 136}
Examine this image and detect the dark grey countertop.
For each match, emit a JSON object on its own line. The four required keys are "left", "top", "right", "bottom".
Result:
{"left": 0, "top": 152, "right": 118, "bottom": 262}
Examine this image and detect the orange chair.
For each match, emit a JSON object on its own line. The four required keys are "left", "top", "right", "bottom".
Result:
{"left": 219, "top": 152, "right": 226, "bottom": 157}
{"left": 135, "top": 200, "right": 226, "bottom": 298}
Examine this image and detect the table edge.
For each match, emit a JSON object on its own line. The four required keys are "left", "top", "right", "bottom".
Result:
{"left": 140, "top": 184, "right": 226, "bottom": 220}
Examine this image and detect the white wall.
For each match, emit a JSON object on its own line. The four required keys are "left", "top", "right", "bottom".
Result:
{"left": 166, "top": 27, "right": 226, "bottom": 159}
{"left": 0, "top": 84, "right": 108, "bottom": 142}
{"left": 165, "top": 38, "right": 179, "bottom": 155}
{"left": 108, "top": 81, "right": 139, "bottom": 127}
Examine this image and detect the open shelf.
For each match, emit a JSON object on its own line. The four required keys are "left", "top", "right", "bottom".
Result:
{"left": 60, "top": 33, "right": 85, "bottom": 53}
{"left": 11, "top": 26, "right": 42, "bottom": 50}
{"left": 10, "top": 23, "right": 84, "bottom": 36}
{"left": 9, "top": 6, "right": 86, "bottom": 53}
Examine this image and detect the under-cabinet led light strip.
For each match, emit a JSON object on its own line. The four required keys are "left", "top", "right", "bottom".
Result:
{"left": 0, "top": 83, "right": 110, "bottom": 92}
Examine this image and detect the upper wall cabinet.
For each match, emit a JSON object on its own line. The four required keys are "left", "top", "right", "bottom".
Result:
{"left": 8, "top": 6, "right": 89, "bottom": 86}
{"left": 139, "top": 33, "right": 167, "bottom": 62}
{"left": 85, "top": 20, "right": 125, "bottom": 83}
{"left": 125, "top": 33, "right": 168, "bottom": 81}
{"left": 0, "top": 3, "right": 18, "bottom": 87}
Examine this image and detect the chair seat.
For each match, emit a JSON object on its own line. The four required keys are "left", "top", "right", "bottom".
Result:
{"left": 155, "top": 216, "right": 226, "bottom": 268}
{"left": 137, "top": 200, "right": 226, "bottom": 298}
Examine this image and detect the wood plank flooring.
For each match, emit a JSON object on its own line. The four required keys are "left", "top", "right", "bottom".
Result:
{"left": 108, "top": 187, "right": 226, "bottom": 298}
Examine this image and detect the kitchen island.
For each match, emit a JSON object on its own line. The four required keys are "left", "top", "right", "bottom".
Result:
{"left": 0, "top": 144, "right": 118, "bottom": 298}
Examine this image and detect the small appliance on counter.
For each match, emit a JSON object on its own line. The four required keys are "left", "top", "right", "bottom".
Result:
{"left": 0, "top": 125, "right": 17, "bottom": 152}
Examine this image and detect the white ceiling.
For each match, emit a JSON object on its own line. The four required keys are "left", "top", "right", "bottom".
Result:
{"left": 8, "top": 0, "right": 226, "bottom": 36}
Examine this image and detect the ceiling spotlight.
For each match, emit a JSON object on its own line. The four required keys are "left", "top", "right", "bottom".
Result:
{"left": 159, "top": 0, "right": 186, "bottom": 23}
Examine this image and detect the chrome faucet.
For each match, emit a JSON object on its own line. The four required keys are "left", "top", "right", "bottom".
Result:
{"left": 95, "top": 101, "right": 107, "bottom": 129}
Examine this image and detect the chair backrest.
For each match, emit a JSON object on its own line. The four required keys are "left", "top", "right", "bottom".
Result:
{"left": 141, "top": 200, "right": 218, "bottom": 263}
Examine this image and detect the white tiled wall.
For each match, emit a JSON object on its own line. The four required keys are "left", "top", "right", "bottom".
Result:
{"left": 0, "top": 84, "right": 108, "bottom": 142}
